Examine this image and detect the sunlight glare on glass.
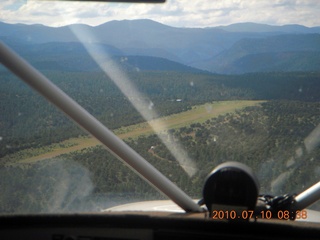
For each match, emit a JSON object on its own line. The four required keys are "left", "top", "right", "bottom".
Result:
{"left": 67, "top": 24, "right": 198, "bottom": 178}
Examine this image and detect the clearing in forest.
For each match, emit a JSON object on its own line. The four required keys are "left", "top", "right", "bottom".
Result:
{"left": 4, "top": 100, "right": 264, "bottom": 164}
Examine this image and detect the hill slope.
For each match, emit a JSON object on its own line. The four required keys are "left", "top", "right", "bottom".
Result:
{"left": 1, "top": 20, "right": 320, "bottom": 73}
{"left": 195, "top": 34, "right": 320, "bottom": 73}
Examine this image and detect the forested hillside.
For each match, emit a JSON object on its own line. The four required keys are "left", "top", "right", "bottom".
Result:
{"left": 2, "top": 70, "right": 320, "bottom": 158}
{"left": 1, "top": 100, "right": 320, "bottom": 213}
{"left": 0, "top": 70, "right": 246, "bottom": 157}
{"left": 198, "top": 34, "right": 320, "bottom": 73}
{"left": 1, "top": 65, "right": 320, "bottom": 214}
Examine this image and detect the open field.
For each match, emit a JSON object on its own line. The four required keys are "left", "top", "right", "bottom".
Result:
{"left": 115, "top": 100, "right": 265, "bottom": 137}
{"left": 2, "top": 100, "right": 265, "bottom": 164}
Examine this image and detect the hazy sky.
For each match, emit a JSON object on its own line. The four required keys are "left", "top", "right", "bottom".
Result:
{"left": 1, "top": 0, "right": 320, "bottom": 28}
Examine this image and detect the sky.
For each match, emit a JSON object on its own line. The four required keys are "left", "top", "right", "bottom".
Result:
{"left": 1, "top": 0, "right": 320, "bottom": 28}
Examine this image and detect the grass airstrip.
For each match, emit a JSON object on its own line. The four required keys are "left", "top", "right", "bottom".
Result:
{"left": 2, "top": 100, "right": 264, "bottom": 164}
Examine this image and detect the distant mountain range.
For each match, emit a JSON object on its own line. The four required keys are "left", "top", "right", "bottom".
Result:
{"left": 1, "top": 19, "right": 320, "bottom": 74}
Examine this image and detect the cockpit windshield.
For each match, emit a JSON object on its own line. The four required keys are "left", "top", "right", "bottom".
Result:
{"left": 1, "top": 0, "right": 320, "bottom": 220}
